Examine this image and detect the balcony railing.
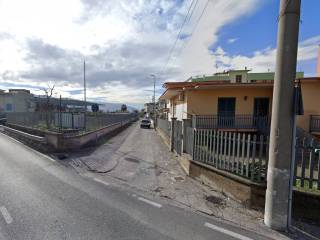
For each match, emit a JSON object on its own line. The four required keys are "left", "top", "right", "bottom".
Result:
{"left": 310, "top": 115, "right": 320, "bottom": 132}
{"left": 192, "top": 114, "right": 269, "bottom": 133}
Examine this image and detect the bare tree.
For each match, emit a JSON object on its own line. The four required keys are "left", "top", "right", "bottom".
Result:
{"left": 40, "top": 84, "right": 55, "bottom": 129}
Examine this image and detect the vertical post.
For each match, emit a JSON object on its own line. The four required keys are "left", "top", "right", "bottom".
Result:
{"left": 182, "top": 118, "right": 192, "bottom": 153}
{"left": 170, "top": 117, "right": 176, "bottom": 152}
{"left": 264, "top": 0, "right": 301, "bottom": 230}
{"left": 59, "top": 95, "right": 62, "bottom": 132}
{"left": 84, "top": 60, "right": 87, "bottom": 131}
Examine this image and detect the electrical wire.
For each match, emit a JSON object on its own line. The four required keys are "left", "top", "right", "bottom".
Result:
{"left": 160, "top": 0, "right": 196, "bottom": 75}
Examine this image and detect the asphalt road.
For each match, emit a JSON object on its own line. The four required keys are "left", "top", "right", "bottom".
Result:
{"left": 0, "top": 130, "right": 272, "bottom": 240}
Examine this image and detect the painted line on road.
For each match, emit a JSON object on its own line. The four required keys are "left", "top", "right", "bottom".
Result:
{"left": 204, "top": 222, "right": 253, "bottom": 240}
{"left": 0, "top": 206, "right": 13, "bottom": 224}
{"left": 137, "top": 197, "right": 162, "bottom": 208}
{"left": 93, "top": 178, "right": 110, "bottom": 186}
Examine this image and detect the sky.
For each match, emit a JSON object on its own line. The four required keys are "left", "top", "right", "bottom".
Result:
{"left": 0, "top": 0, "right": 319, "bottom": 109}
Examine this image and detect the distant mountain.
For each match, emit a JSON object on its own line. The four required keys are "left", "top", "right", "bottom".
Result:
{"left": 98, "top": 102, "right": 137, "bottom": 112}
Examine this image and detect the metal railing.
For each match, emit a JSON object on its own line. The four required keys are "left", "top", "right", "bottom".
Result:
{"left": 191, "top": 128, "right": 268, "bottom": 182}
{"left": 294, "top": 137, "right": 320, "bottom": 191}
{"left": 192, "top": 114, "right": 269, "bottom": 133}
{"left": 184, "top": 126, "right": 320, "bottom": 188}
{"left": 5, "top": 112, "right": 138, "bottom": 133}
{"left": 309, "top": 115, "right": 320, "bottom": 132}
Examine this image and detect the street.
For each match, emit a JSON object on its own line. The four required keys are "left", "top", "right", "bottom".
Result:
{"left": 0, "top": 125, "right": 275, "bottom": 240}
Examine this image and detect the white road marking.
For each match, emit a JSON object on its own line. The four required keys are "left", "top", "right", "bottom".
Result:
{"left": 0, "top": 206, "right": 13, "bottom": 224}
{"left": 204, "top": 222, "right": 253, "bottom": 240}
{"left": 93, "top": 178, "right": 110, "bottom": 186}
{"left": 137, "top": 197, "right": 162, "bottom": 208}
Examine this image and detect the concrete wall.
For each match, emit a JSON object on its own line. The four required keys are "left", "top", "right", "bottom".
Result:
{"left": 186, "top": 88, "right": 273, "bottom": 115}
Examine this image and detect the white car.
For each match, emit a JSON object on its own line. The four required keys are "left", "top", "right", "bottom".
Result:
{"left": 140, "top": 119, "right": 151, "bottom": 128}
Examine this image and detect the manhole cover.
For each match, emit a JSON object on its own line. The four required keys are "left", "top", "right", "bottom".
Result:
{"left": 205, "top": 195, "right": 225, "bottom": 205}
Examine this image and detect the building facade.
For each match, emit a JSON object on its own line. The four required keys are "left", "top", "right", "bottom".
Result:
{"left": 0, "top": 89, "right": 35, "bottom": 113}
{"left": 160, "top": 69, "right": 320, "bottom": 136}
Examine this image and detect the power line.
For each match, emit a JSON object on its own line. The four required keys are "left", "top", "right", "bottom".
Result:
{"left": 179, "top": 0, "right": 210, "bottom": 54}
{"left": 161, "top": 0, "right": 196, "bottom": 75}
{"left": 185, "top": 0, "right": 199, "bottom": 27}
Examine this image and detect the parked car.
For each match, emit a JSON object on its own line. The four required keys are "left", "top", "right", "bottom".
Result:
{"left": 140, "top": 119, "right": 151, "bottom": 128}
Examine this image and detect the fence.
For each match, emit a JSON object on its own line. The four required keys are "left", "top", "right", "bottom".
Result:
{"left": 157, "top": 118, "right": 171, "bottom": 138}
{"left": 55, "top": 112, "right": 85, "bottom": 129}
{"left": 185, "top": 127, "right": 320, "bottom": 188}
{"left": 294, "top": 137, "right": 320, "bottom": 191}
{"left": 310, "top": 115, "right": 320, "bottom": 132}
{"left": 192, "top": 114, "right": 269, "bottom": 134}
{"left": 191, "top": 128, "right": 268, "bottom": 182}
{"left": 5, "top": 112, "right": 138, "bottom": 133}
{"left": 86, "top": 113, "right": 137, "bottom": 131}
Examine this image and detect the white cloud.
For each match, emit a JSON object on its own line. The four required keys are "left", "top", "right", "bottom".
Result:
{"left": 227, "top": 38, "right": 238, "bottom": 44}
{"left": 0, "top": 0, "right": 318, "bottom": 107}
{"left": 210, "top": 36, "right": 320, "bottom": 73}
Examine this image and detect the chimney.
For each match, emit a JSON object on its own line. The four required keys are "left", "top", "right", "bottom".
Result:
{"left": 317, "top": 45, "right": 320, "bottom": 77}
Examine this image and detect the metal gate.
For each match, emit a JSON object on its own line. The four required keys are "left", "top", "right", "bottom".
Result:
{"left": 173, "top": 120, "right": 182, "bottom": 155}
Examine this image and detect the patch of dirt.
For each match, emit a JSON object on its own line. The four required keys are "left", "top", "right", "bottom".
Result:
{"left": 205, "top": 195, "right": 226, "bottom": 207}
{"left": 172, "top": 176, "right": 185, "bottom": 182}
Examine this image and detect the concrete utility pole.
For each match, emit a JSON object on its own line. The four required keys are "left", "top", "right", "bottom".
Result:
{"left": 264, "top": 0, "right": 301, "bottom": 230}
{"left": 150, "top": 74, "right": 156, "bottom": 120}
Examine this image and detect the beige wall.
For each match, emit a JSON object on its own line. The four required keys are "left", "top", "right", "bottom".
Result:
{"left": 297, "top": 81, "right": 320, "bottom": 131}
{"left": 0, "top": 92, "right": 35, "bottom": 112}
{"left": 169, "top": 94, "right": 187, "bottom": 121}
{"left": 186, "top": 88, "right": 273, "bottom": 116}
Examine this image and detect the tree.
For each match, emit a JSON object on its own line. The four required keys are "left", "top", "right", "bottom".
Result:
{"left": 121, "top": 104, "right": 127, "bottom": 112}
{"left": 40, "top": 84, "right": 55, "bottom": 129}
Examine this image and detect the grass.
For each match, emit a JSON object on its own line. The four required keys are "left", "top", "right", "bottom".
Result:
{"left": 294, "top": 179, "right": 320, "bottom": 193}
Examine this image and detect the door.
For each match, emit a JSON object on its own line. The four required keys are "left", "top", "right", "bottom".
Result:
{"left": 253, "top": 98, "right": 269, "bottom": 131}
{"left": 218, "top": 98, "right": 236, "bottom": 128}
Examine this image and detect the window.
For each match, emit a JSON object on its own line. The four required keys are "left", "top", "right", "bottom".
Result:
{"left": 236, "top": 75, "right": 242, "bottom": 83}
{"left": 6, "top": 103, "right": 13, "bottom": 111}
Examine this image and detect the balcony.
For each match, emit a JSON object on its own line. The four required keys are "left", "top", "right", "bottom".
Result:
{"left": 192, "top": 114, "right": 269, "bottom": 133}
{"left": 310, "top": 115, "right": 320, "bottom": 133}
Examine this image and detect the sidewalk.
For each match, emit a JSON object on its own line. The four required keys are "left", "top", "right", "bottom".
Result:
{"left": 63, "top": 122, "right": 319, "bottom": 240}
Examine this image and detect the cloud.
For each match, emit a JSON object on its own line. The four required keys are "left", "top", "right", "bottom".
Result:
{"left": 227, "top": 38, "right": 238, "bottom": 44}
{"left": 0, "top": 0, "right": 318, "bottom": 107}
{"left": 210, "top": 36, "right": 320, "bottom": 73}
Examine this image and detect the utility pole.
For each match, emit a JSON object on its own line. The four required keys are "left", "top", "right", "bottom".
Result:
{"left": 150, "top": 74, "right": 156, "bottom": 120}
{"left": 264, "top": 0, "right": 301, "bottom": 231}
{"left": 84, "top": 60, "right": 87, "bottom": 131}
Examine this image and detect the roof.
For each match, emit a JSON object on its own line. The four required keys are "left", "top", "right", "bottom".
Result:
{"left": 159, "top": 77, "right": 320, "bottom": 100}
{"left": 189, "top": 71, "right": 304, "bottom": 83}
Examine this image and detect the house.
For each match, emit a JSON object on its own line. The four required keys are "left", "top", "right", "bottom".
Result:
{"left": 160, "top": 54, "right": 320, "bottom": 135}
{"left": 0, "top": 89, "right": 35, "bottom": 112}
{"left": 144, "top": 102, "right": 156, "bottom": 117}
